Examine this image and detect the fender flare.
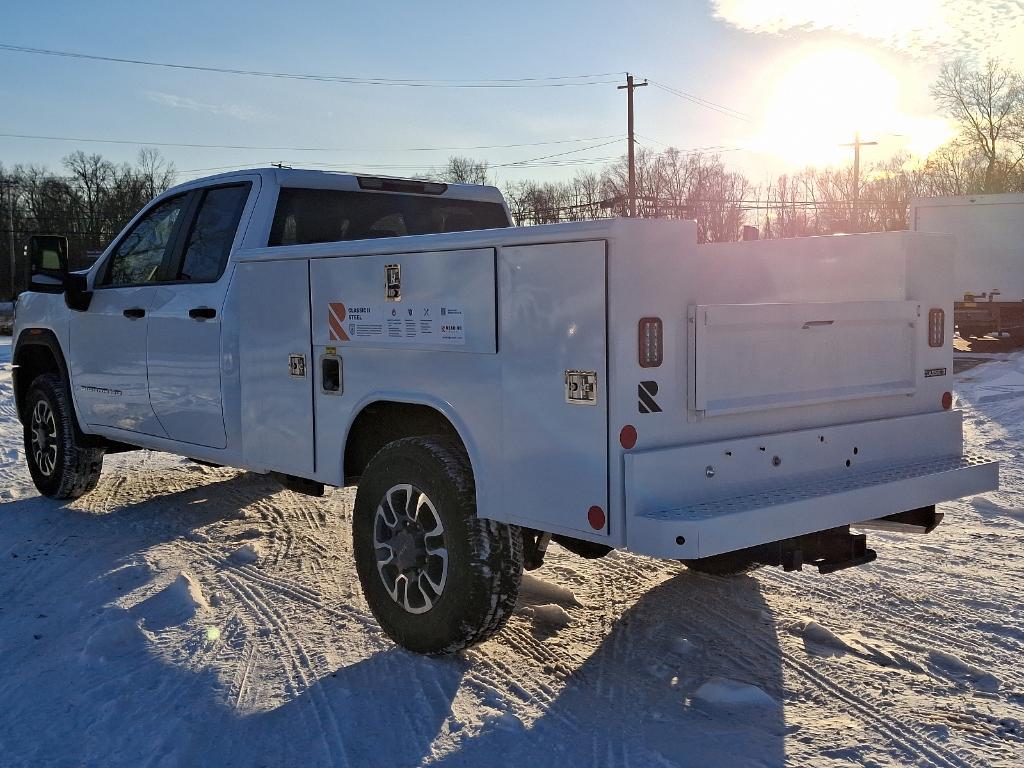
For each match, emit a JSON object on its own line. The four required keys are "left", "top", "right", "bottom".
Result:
{"left": 12, "top": 328, "right": 72, "bottom": 425}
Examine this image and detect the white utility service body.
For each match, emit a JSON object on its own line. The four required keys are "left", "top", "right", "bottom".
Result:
{"left": 13, "top": 168, "right": 998, "bottom": 651}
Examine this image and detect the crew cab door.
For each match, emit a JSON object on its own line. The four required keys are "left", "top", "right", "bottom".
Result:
{"left": 69, "top": 193, "right": 191, "bottom": 435}
{"left": 146, "top": 181, "right": 255, "bottom": 448}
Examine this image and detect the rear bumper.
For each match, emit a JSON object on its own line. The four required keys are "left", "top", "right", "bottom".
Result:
{"left": 624, "top": 411, "right": 999, "bottom": 559}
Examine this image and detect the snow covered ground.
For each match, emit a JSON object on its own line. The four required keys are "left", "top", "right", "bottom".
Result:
{"left": 1, "top": 334, "right": 1022, "bottom": 767}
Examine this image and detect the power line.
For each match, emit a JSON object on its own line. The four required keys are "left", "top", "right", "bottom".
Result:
{"left": 0, "top": 130, "right": 623, "bottom": 154}
{"left": 645, "top": 79, "right": 752, "bottom": 122}
{"left": 0, "top": 43, "right": 621, "bottom": 88}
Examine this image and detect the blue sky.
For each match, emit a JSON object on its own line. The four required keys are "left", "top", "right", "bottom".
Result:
{"left": 1, "top": 1, "right": 1015, "bottom": 185}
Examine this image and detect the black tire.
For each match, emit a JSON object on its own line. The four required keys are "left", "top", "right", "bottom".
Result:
{"left": 353, "top": 436, "right": 523, "bottom": 654}
{"left": 23, "top": 373, "right": 104, "bottom": 499}
{"left": 681, "top": 552, "right": 763, "bottom": 576}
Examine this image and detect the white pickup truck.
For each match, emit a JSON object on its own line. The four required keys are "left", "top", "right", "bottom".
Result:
{"left": 13, "top": 168, "right": 998, "bottom": 654}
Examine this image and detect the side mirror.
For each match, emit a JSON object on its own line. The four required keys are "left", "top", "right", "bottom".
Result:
{"left": 28, "top": 235, "right": 69, "bottom": 294}
{"left": 27, "top": 234, "right": 92, "bottom": 311}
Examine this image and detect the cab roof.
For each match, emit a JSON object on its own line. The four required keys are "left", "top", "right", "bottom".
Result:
{"left": 167, "top": 167, "right": 507, "bottom": 205}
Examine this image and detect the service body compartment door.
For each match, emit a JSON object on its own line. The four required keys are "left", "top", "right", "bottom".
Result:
{"left": 691, "top": 300, "right": 918, "bottom": 416}
{"left": 237, "top": 259, "right": 314, "bottom": 475}
{"left": 498, "top": 240, "right": 608, "bottom": 536}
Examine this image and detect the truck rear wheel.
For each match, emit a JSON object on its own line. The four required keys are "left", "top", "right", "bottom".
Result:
{"left": 352, "top": 436, "right": 523, "bottom": 654}
{"left": 23, "top": 373, "right": 104, "bottom": 499}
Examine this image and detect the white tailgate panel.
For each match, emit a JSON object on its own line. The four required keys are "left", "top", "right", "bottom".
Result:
{"left": 237, "top": 259, "right": 314, "bottom": 475}
{"left": 693, "top": 301, "right": 918, "bottom": 416}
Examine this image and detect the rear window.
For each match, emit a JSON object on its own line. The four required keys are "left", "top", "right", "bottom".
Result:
{"left": 268, "top": 188, "right": 510, "bottom": 247}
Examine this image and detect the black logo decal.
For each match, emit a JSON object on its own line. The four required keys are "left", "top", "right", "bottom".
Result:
{"left": 638, "top": 381, "right": 662, "bottom": 413}
{"left": 924, "top": 367, "right": 948, "bottom": 378}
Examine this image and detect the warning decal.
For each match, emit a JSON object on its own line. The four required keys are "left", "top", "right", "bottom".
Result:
{"left": 327, "top": 302, "right": 465, "bottom": 345}
{"left": 328, "top": 303, "right": 350, "bottom": 341}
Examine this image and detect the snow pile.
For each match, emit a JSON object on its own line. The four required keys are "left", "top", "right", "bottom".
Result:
{"left": 81, "top": 612, "right": 145, "bottom": 662}
{"left": 517, "top": 573, "right": 582, "bottom": 607}
{"left": 134, "top": 571, "right": 210, "bottom": 630}
{"left": 928, "top": 649, "right": 1001, "bottom": 692}
{"left": 230, "top": 542, "right": 263, "bottom": 565}
{"left": 518, "top": 603, "right": 573, "bottom": 629}
{"left": 691, "top": 677, "right": 779, "bottom": 709}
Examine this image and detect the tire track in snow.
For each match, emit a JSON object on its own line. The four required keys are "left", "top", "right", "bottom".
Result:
{"left": 689, "top": 576, "right": 986, "bottom": 768}
{"left": 220, "top": 571, "right": 350, "bottom": 768}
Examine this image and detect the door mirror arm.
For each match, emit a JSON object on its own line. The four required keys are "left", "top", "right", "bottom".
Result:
{"left": 65, "top": 272, "right": 93, "bottom": 312}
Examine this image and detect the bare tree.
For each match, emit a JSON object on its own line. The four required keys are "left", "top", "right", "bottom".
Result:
{"left": 431, "top": 156, "right": 490, "bottom": 185}
{"left": 931, "top": 58, "right": 1024, "bottom": 193}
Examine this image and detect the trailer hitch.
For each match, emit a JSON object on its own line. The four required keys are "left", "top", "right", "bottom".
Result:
{"left": 754, "top": 526, "right": 877, "bottom": 574}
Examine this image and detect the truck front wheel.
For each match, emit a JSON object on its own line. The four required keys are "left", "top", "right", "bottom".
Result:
{"left": 23, "top": 373, "right": 104, "bottom": 499}
{"left": 352, "top": 436, "right": 523, "bottom": 654}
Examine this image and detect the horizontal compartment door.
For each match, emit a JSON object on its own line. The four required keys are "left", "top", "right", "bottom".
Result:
{"left": 692, "top": 300, "right": 918, "bottom": 416}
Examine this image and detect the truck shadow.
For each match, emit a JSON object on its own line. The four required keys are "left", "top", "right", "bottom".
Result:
{"left": 0, "top": 471, "right": 785, "bottom": 767}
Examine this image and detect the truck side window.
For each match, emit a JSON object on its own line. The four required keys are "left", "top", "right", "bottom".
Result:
{"left": 101, "top": 194, "right": 188, "bottom": 286}
{"left": 268, "top": 188, "right": 510, "bottom": 247}
{"left": 177, "top": 184, "right": 251, "bottom": 282}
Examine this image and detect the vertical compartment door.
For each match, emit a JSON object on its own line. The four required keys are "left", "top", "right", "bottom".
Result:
{"left": 237, "top": 259, "right": 314, "bottom": 475}
{"left": 499, "top": 240, "right": 608, "bottom": 536}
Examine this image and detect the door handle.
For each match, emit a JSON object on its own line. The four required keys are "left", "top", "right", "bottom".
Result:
{"left": 188, "top": 307, "right": 217, "bottom": 320}
{"left": 123, "top": 308, "right": 146, "bottom": 319}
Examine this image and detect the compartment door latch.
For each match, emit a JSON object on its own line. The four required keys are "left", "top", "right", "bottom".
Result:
{"left": 565, "top": 370, "right": 598, "bottom": 405}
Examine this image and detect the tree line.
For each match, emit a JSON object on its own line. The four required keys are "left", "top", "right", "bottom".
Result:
{"left": 438, "top": 57, "right": 1024, "bottom": 239}
{"left": 1, "top": 57, "right": 1021, "bottom": 299}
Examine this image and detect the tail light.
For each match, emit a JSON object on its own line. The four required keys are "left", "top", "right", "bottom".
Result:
{"left": 928, "top": 308, "right": 945, "bottom": 347}
{"left": 638, "top": 317, "right": 663, "bottom": 368}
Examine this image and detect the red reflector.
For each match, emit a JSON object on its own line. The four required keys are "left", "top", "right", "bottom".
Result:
{"left": 619, "top": 425, "right": 638, "bottom": 449}
{"left": 928, "top": 308, "right": 945, "bottom": 347}
{"left": 941, "top": 391, "right": 953, "bottom": 410}
{"left": 638, "top": 317, "right": 663, "bottom": 368}
{"left": 587, "top": 506, "right": 606, "bottom": 530}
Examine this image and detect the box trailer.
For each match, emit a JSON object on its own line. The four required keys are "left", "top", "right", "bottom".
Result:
{"left": 911, "top": 194, "right": 1024, "bottom": 339}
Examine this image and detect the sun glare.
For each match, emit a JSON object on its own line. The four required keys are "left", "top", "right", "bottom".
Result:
{"left": 749, "top": 44, "right": 951, "bottom": 169}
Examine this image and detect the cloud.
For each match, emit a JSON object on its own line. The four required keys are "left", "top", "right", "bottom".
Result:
{"left": 712, "top": 0, "right": 1024, "bottom": 65}
{"left": 144, "top": 91, "right": 268, "bottom": 122}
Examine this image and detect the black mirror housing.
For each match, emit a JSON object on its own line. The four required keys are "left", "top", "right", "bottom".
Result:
{"left": 28, "top": 235, "right": 70, "bottom": 294}
{"left": 27, "top": 234, "right": 92, "bottom": 310}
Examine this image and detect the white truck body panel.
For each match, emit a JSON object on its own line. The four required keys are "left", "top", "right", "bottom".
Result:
{"left": 911, "top": 193, "right": 1024, "bottom": 300}
{"left": 13, "top": 168, "right": 998, "bottom": 563}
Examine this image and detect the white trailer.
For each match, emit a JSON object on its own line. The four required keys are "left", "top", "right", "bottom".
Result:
{"left": 13, "top": 169, "right": 998, "bottom": 654}
{"left": 911, "top": 193, "right": 1024, "bottom": 339}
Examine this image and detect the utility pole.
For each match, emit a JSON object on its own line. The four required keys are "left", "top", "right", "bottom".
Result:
{"left": 618, "top": 73, "right": 647, "bottom": 217}
{"left": 840, "top": 131, "right": 877, "bottom": 232}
